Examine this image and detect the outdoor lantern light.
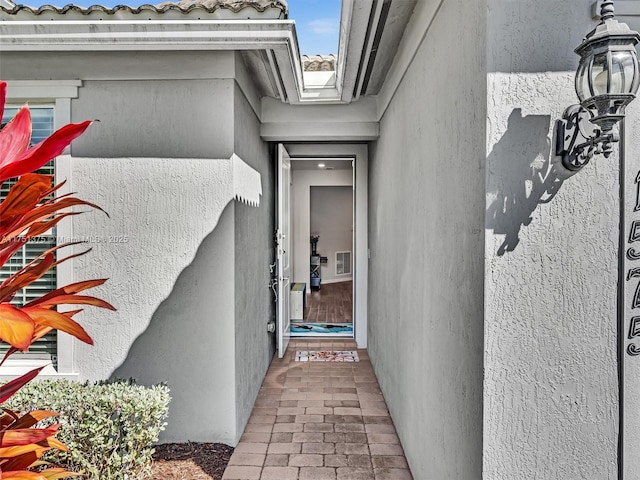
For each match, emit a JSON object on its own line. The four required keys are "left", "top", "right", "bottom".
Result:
{"left": 556, "top": 0, "right": 640, "bottom": 171}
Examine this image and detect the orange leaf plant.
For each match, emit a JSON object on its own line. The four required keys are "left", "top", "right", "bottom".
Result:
{"left": 0, "top": 80, "right": 113, "bottom": 478}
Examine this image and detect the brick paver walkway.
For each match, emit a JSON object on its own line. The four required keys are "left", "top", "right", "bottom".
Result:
{"left": 222, "top": 339, "right": 413, "bottom": 480}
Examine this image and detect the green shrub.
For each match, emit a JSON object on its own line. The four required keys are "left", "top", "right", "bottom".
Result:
{"left": 4, "top": 379, "right": 170, "bottom": 480}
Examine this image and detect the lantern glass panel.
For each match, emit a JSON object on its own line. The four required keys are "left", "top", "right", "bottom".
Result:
{"left": 610, "top": 50, "right": 636, "bottom": 94}
{"left": 591, "top": 52, "right": 609, "bottom": 96}
{"left": 576, "top": 57, "right": 591, "bottom": 101}
{"left": 633, "top": 51, "right": 640, "bottom": 95}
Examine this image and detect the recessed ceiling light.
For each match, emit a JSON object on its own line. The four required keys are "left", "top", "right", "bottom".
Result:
{"left": 318, "top": 163, "right": 326, "bottom": 168}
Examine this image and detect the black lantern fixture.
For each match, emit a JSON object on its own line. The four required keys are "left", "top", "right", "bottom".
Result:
{"left": 556, "top": 0, "right": 640, "bottom": 171}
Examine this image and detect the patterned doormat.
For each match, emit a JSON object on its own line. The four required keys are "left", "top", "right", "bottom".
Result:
{"left": 295, "top": 351, "right": 359, "bottom": 362}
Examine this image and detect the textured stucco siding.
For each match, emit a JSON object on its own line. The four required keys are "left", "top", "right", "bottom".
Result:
{"left": 233, "top": 78, "right": 275, "bottom": 443}
{"left": 367, "top": 0, "right": 486, "bottom": 478}
{"left": 64, "top": 76, "right": 247, "bottom": 444}
{"left": 485, "top": 1, "right": 619, "bottom": 478}
{"left": 72, "top": 157, "right": 238, "bottom": 444}
{"left": 71, "top": 79, "right": 235, "bottom": 159}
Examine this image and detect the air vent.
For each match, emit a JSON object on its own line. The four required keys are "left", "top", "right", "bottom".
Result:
{"left": 336, "top": 251, "right": 352, "bottom": 276}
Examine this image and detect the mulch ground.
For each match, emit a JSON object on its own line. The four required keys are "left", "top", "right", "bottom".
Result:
{"left": 150, "top": 442, "right": 234, "bottom": 480}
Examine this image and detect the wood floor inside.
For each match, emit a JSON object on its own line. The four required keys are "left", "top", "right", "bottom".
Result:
{"left": 304, "top": 280, "right": 352, "bottom": 323}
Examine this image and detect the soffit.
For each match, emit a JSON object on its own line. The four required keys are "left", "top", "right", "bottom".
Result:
{"left": 361, "top": 0, "right": 417, "bottom": 95}
{"left": 0, "top": 0, "right": 419, "bottom": 118}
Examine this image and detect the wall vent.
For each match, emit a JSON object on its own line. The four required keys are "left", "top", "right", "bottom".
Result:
{"left": 336, "top": 251, "right": 352, "bottom": 276}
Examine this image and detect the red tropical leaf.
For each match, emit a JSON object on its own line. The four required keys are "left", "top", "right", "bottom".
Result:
{"left": 0, "top": 367, "right": 44, "bottom": 404}
{"left": 0, "top": 435, "right": 67, "bottom": 461}
{"left": 24, "top": 280, "right": 106, "bottom": 308}
{"left": 0, "top": 242, "right": 83, "bottom": 279}
{"left": 0, "top": 306, "right": 34, "bottom": 351}
{"left": 0, "top": 447, "right": 49, "bottom": 471}
{"left": 0, "top": 324, "right": 54, "bottom": 367}
{"left": 0, "top": 410, "right": 19, "bottom": 429}
{"left": 29, "top": 295, "right": 115, "bottom": 311}
{"left": 1, "top": 197, "right": 106, "bottom": 248}
{"left": 37, "top": 180, "right": 67, "bottom": 203}
{"left": 9, "top": 411, "right": 57, "bottom": 431}
{"left": 26, "top": 213, "right": 79, "bottom": 239}
{"left": 0, "top": 174, "right": 51, "bottom": 219}
{"left": 0, "top": 121, "right": 92, "bottom": 183}
{"left": 22, "top": 308, "right": 93, "bottom": 346}
{"left": 37, "top": 437, "right": 67, "bottom": 453}
{"left": 1, "top": 471, "right": 47, "bottom": 480}
{"left": 0, "top": 107, "right": 31, "bottom": 171}
{"left": 0, "top": 254, "right": 55, "bottom": 304}
{"left": 0, "top": 426, "right": 60, "bottom": 448}
{"left": 39, "top": 469, "right": 83, "bottom": 480}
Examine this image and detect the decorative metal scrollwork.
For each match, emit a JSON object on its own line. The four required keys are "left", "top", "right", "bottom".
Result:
{"left": 555, "top": 105, "right": 618, "bottom": 171}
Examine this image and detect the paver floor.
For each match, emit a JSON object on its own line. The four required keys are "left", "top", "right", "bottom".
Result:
{"left": 222, "top": 339, "right": 413, "bottom": 480}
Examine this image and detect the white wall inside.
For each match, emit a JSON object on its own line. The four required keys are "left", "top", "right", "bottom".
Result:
{"left": 291, "top": 168, "right": 353, "bottom": 288}
{"left": 310, "top": 185, "right": 353, "bottom": 284}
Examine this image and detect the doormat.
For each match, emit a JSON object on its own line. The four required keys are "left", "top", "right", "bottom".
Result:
{"left": 295, "top": 351, "right": 359, "bottom": 362}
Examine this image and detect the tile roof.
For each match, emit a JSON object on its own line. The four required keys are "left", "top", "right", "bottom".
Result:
{"left": 0, "top": 0, "right": 288, "bottom": 18}
{"left": 301, "top": 54, "right": 336, "bottom": 72}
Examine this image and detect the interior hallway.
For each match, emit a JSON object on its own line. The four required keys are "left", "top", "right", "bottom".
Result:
{"left": 222, "top": 339, "right": 413, "bottom": 480}
{"left": 305, "top": 281, "right": 353, "bottom": 323}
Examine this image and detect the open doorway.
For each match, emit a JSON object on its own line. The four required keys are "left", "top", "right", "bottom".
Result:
{"left": 289, "top": 158, "right": 354, "bottom": 338}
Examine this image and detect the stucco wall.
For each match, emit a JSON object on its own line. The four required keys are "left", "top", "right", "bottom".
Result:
{"left": 367, "top": 0, "right": 486, "bottom": 478}
{"left": 232, "top": 77, "right": 275, "bottom": 442}
{"left": 485, "top": 1, "right": 619, "bottom": 478}
{"left": 310, "top": 186, "right": 353, "bottom": 283}
{"left": 71, "top": 157, "right": 238, "bottom": 444}
{"left": 63, "top": 72, "right": 257, "bottom": 444}
{"left": 71, "top": 79, "right": 234, "bottom": 159}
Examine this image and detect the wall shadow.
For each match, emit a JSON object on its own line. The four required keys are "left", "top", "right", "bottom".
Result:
{"left": 111, "top": 202, "right": 239, "bottom": 444}
{"left": 486, "top": 109, "right": 566, "bottom": 255}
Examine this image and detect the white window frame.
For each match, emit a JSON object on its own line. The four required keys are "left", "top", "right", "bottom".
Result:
{"left": 1, "top": 80, "right": 82, "bottom": 380}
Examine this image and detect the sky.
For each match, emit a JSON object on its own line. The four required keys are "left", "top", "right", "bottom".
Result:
{"left": 19, "top": 0, "right": 342, "bottom": 55}
{"left": 288, "top": 0, "right": 342, "bottom": 55}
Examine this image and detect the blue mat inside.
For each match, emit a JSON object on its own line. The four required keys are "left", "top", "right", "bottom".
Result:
{"left": 291, "top": 323, "right": 353, "bottom": 334}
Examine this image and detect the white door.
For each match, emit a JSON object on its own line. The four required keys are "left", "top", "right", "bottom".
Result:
{"left": 276, "top": 144, "right": 292, "bottom": 358}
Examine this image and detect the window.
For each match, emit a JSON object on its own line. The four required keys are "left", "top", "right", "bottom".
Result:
{"left": 0, "top": 106, "right": 57, "bottom": 364}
